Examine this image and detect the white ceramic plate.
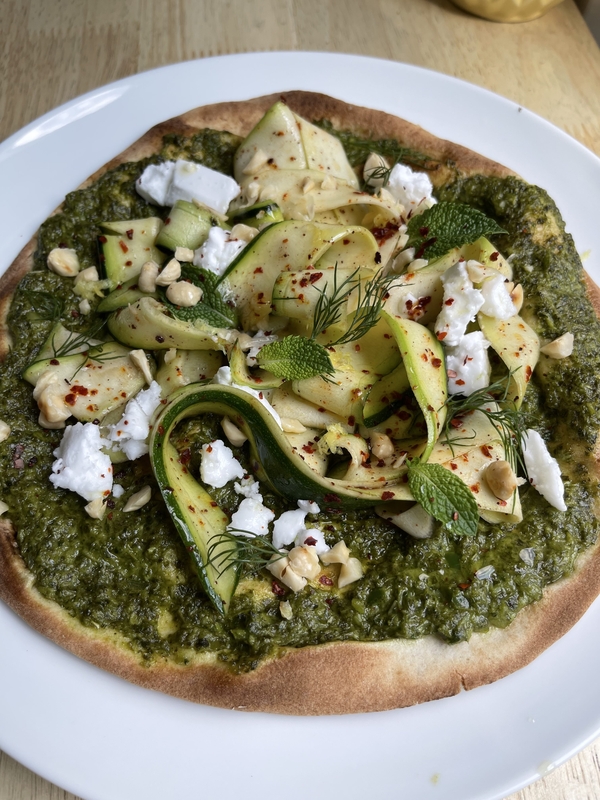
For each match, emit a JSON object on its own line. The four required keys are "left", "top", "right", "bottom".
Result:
{"left": 1, "top": 53, "right": 600, "bottom": 800}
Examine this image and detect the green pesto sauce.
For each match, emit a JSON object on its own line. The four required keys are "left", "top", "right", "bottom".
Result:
{"left": 1, "top": 126, "right": 599, "bottom": 671}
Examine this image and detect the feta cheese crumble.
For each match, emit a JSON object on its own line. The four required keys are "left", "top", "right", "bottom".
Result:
{"left": 193, "top": 226, "right": 246, "bottom": 276}
{"left": 228, "top": 497, "right": 275, "bottom": 537}
{"left": 522, "top": 429, "right": 567, "bottom": 511}
{"left": 434, "top": 261, "right": 484, "bottom": 346}
{"left": 272, "top": 500, "right": 328, "bottom": 554}
{"left": 136, "top": 162, "right": 175, "bottom": 206}
{"left": 480, "top": 274, "right": 517, "bottom": 320}
{"left": 213, "top": 367, "right": 282, "bottom": 428}
{"left": 445, "top": 331, "right": 491, "bottom": 396}
{"left": 136, "top": 159, "right": 240, "bottom": 215}
{"left": 386, "top": 163, "right": 436, "bottom": 215}
{"left": 165, "top": 160, "right": 240, "bottom": 214}
{"left": 108, "top": 381, "right": 162, "bottom": 461}
{"left": 50, "top": 422, "right": 113, "bottom": 501}
{"left": 200, "top": 439, "right": 245, "bottom": 489}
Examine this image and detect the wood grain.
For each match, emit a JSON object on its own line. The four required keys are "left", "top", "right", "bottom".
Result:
{"left": 1, "top": 0, "right": 600, "bottom": 797}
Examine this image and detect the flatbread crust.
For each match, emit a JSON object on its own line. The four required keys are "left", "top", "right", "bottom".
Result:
{"left": 0, "top": 92, "right": 598, "bottom": 715}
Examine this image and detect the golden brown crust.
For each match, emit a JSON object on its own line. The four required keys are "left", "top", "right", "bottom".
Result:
{"left": 0, "top": 91, "right": 596, "bottom": 715}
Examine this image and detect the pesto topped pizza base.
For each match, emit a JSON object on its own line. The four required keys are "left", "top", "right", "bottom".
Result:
{"left": 0, "top": 92, "right": 599, "bottom": 714}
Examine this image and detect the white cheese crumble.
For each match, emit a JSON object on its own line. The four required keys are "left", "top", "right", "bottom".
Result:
{"left": 272, "top": 500, "right": 328, "bottom": 554}
{"left": 228, "top": 497, "right": 275, "bottom": 537}
{"left": 434, "top": 262, "right": 484, "bottom": 346}
{"left": 234, "top": 475, "right": 262, "bottom": 500}
{"left": 386, "top": 163, "right": 436, "bottom": 215}
{"left": 136, "top": 160, "right": 240, "bottom": 215}
{"left": 108, "top": 381, "right": 162, "bottom": 461}
{"left": 200, "top": 439, "right": 245, "bottom": 489}
{"left": 165, "top": 160, "right": 240, "bottom": 214}
{"left": 445, "top": 331, "right": 491, "bottom": 396}
{"left": 112, "top": 484, "right": 125, "bottom": 498}
{"left": 136, "top": 162, "right": 176, "bottom": 206}
{"left": 193, "top": 226, "right": 246, "bottom": 276}
{"left": 213, "top": 367, "right": 282, "bottom": 428}
{"left": 50, "top": 422, "right": 113, "bottom": 501}
{"left": 480, "top": 274, "right": 517, "bottom": 320}
{"left": 521, "top": 429, "right": 567, "bottom": 511}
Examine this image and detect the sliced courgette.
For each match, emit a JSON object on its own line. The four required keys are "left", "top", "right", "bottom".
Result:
{"left": 155, "top": 201, "right": 214, "bottom": 251}
{"left": 99, "top": 218, "right": 165, "bottom": 284}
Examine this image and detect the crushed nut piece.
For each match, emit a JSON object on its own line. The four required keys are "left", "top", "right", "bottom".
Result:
{"left": 138, "top": 260, "right": 160, "bottom": 293}
{"left": 320, "top": 540, "right": 350, "bottom": 565}
{"left": 370, "top": 432, "right": 394, "bottom": 460}
{"left": 174, "top": 246, "right": 194, "bottom": 263}
{"left": 166, "top": 281, "right": 202, "bottom": 307}
{"left": 156, "top": 258, "right": 182, "bottom": 287}
{"left": 84, "top": 498, "right": 106, "bottom": 519}
{"left": 123, "top": 485, "right": 152, "bottom": 512}
{"left": 47, "top": 247, "right": 80, "bottom": 277}
{"left": 540, "top": 332, "right": 574, "bottom": 359}
{"left": 230, "top": 224, "right": 258, "bottom": 243}
{"left": 130, "top": 350, "right": 153, "bottom": 384}
{"left": 0, "top": 420, "right": 10, "bottom": 443}
{"left": 221, "top": 416, "right": 248, "bottom": 447}
{"left": 485, "top": 460, "right": 518, "bottom": 500}
{"left": 338, "top": 557, "right": 364, "bottom": 588}
{"left": 279, "top": 600, "right": 293, "bottom": 620}
{"left": 321, "top": 175, "right": 337, "bottom": 191}
{"left": 288, "top": 545, "right": 320, "bottom": 580}
{"left": 79, "top": 299, "right": 91, "bottom": 315}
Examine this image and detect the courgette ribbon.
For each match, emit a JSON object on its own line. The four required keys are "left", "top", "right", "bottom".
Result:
{"left": 149, "top": 383, "right": 413, "bottom": 613}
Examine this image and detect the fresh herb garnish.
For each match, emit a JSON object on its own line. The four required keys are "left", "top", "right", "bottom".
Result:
{"left": 311, "top": 264, "right": 398, "bottom": 346}
{"left": 443, "top": 372, "right": 526, "bottom": 474}
{"left": 160, "top": 264, "right": 238, "bottom": 328}
{"left": 51, "top": 319, "right": 105, "bottom": 359}
{"left": 406, "top": 202, "right": 506, "bottom": 261}
{"left": 206, "top": 529, "right": 286, "bottom": 576}
{"left": 256, "top": 335, "right": 334, "bottom": 381}
{"left": 23, "top": 289, "right": 64, "bottom": 322}
{"left": 407, "top": 459, "right": 479, "bottom": 537}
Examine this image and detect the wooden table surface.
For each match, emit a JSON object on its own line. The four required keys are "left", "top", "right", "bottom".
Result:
{"left": 2, "top": 0, "right": 600, "bottom": 798}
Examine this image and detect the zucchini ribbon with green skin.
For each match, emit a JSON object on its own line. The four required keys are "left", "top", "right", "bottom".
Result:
{"left": 149, "top": 383, "right": 415, "bottom": 611}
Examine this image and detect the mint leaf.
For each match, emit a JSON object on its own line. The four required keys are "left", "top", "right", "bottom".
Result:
{"left": 407, "top": 460, "right": 478, "bottom": 537}
{"left": 161, "top": 265, "right": 238, "bottom": 327}
{"left": 406, "top": 202, "right": 506, "bottom": 261}
{"left": 257, "top": 336, "right": 334, "bottom": 380}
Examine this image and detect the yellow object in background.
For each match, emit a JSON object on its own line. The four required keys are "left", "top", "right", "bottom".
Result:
{"left": 451, "top": 0, "right": 564, "bottom": 21}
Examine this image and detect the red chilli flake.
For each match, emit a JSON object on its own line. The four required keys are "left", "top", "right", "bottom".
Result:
{"left": 480, "top": 444, "right": 493, "bottom": 458}
{"left": 458, "top": 582, "right": 471, "bottom": 590}
{"left": 125, "top": 229, "right": 134, "bottom": 240}
{"left": 431, "top": 358, "right": 442, "bottom": 369}
{"left": 319, "top": 575, "right": 334, "bottom": 586}
{"left": 323, "top": 493, "right": 342, "bottom": 503}
{"left": 119, "top": 241, "right": 129, "bottom": 253}
{"left": 381, "top": 491, "right": 394, "bottom": 501}
{"left": 490, "top": 251, "right": 499, "bottom": 262}
{"left": 304, "top": 536, "right": 318, "bottom": 546}
{"left": 272, "top": 581, "right": 286, "bottom": 597}
{"left": 436, "top": 331, "right": 447, "bottom": 341}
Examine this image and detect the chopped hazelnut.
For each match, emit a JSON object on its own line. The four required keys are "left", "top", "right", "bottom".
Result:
{"left": 166, "top": 281, "right": 202, "bottom": 307}
{"left": 221, "top": 416, "right": 248, "bottom": 447}
{"left": 47, "top": 247, "right": 80, "bottom": 277}
{"left": 156, "top": 258, "right": 182, "bottom": 287}
{"left": 540, "top": 332, "right": 574, "bottom": 359}
{"left": 485, "top": 460, "right": 518, "bottom": 500}
{"left": 320, "top": 540, "right": 350, "bottom": 565}
{"left": 123, "top": 485, "right": 152, "bottom": 512}
{"left": 138, "top": 260, "right": 160, "bottom": 293}
{"left": 338, "top": 557, "right": 364, "bottom": 588}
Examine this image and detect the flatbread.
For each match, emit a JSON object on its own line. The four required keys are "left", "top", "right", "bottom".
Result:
{"left": 0, "top": 92, "right": 598, "bottom": 715}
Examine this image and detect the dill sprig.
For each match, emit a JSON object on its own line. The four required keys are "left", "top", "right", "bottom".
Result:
{"left": 51, "top": 319, "right": 106, "bottom": 359}
{"left": 23, "top": 289, "right": 64, "bottom": 322}
{"left": 363, "top": 157, "right": 400, "bottom": 193}
{"left": 443, "top": 372, "right": 527, "bottom": 474}
{"left": 311, "top": 264, "right": 398, "bottom": 346}
{"left": 206, "top": 529, "right": 286, "bottom": 577}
